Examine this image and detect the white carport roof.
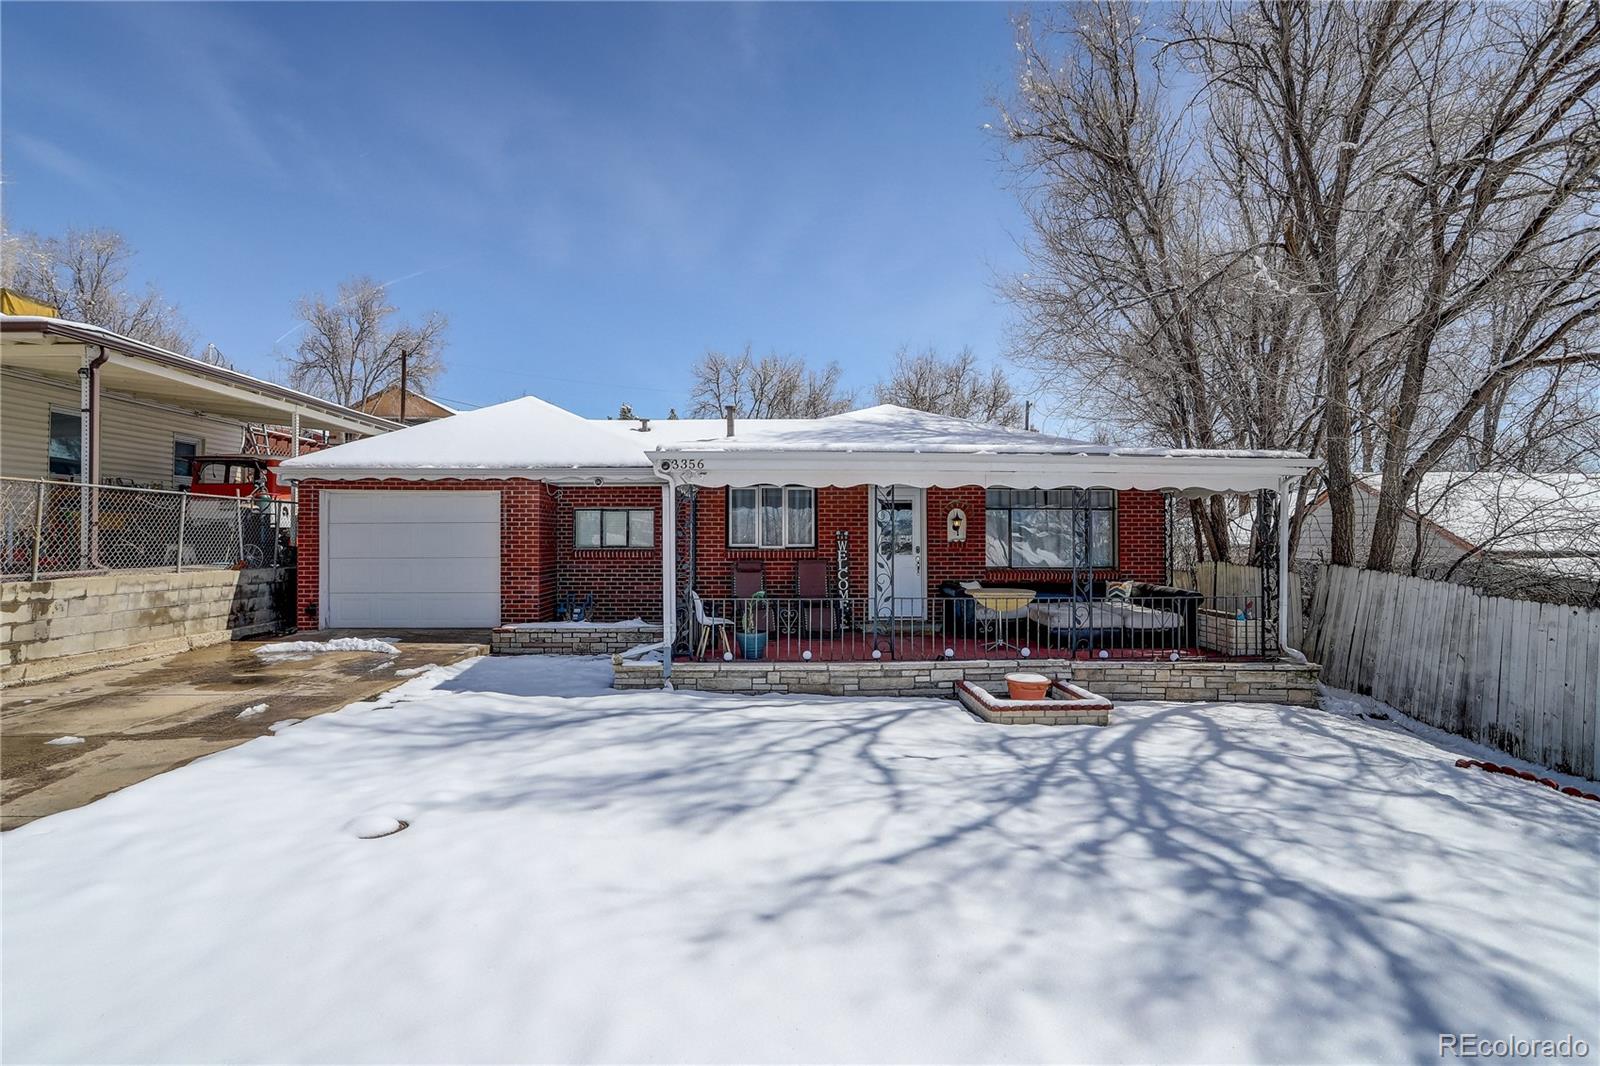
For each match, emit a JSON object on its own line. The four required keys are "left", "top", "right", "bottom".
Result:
{"left": 279, "top": 397, "right": 1317, "bottom": 494}
{"left": 0, "top": 316, "right": 399, "bottom": 437}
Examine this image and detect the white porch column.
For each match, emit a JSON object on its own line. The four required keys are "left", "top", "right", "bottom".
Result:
{"left": 78, "top": 348, "right": 92, "bottom": 567}
{"left": 289, "top": 410, "right": 302, "bottom": 544}
{"left": 1277, "top": 474, "right": 1293, "bottom": 654}
{"left": 660, "top": 481, "right": 676, "bottom": 681}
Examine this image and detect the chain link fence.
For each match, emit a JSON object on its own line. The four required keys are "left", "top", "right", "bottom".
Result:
{"left": 1, "top": 476, "right": 295, "bottom": 581}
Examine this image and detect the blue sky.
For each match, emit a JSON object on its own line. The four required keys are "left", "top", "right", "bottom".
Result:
{"left": 2, "top": 2, "right": 1033, "bottom": 418}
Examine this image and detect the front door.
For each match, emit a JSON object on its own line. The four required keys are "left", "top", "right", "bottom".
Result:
{"left": 873, "top": 486, "right": 924, "bottom": 618}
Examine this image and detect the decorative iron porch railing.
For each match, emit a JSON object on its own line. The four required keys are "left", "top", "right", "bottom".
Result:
{"left": 686, "top": 593, "right": 1274, "bottom": 663}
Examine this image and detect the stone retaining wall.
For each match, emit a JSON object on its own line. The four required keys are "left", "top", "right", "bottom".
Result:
{"left": 492, "top": 624, "right": 664, "bottom": 657}
{"left": 2, "top": 566, "right": 290, "bottom": 684}
{"left": 612, "top": 655, "right": 1319, "bottom": 706}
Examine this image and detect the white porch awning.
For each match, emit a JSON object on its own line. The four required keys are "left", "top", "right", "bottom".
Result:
{"left": 646, "top": 405, "right": 1316, "bottom": 495}
{"left": 652, "top": 451, "right": 1315, "bottom": 494}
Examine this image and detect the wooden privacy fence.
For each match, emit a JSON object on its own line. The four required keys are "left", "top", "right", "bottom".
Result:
{"left": 1305, "top": 564, "right": 1599, "bottom": 779}
{"left": 1172, "top": 561, "right": 1303, "bottom": 645}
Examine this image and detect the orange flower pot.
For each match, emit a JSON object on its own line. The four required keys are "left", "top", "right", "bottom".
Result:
{"left": 1005, "top": 672, "right": 1051, "bottom": 701}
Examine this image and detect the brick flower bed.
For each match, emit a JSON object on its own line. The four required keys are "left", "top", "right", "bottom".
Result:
{"left": 955, "top": 678, "right": 1113, "bottom": 726}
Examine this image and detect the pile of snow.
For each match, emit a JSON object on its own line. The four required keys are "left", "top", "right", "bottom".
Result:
{"left": 3, "top": 661, "right": 1595, "bottom": 1063}
{"left": 235, "top": 704, "right": 269, "bottom": 720}
{"left": 42, "top": 736, "right": 84, "bottom": 746}
{"left": 267, "top": 719, "right": 302, "bottom": 733}
{"left": 253, "top": 638, "right": 399, "bottom": 660}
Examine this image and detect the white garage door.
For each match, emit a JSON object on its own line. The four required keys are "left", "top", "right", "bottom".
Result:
{"left": 322, "top": 491, "right": 500, "bottom": 627}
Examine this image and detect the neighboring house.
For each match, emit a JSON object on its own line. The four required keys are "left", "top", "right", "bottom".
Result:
{"left": 1, "top": 315, "right": 400, "bottom": 490}
{"left": 353, "top": 384, "right": 456, "bottom": 427}
{"left": 1, "top": 315, "right": 403, "bottom": 681}
{"left": 1296, "top": 472, "right": 1600, "bottom": 605}
{"left": 277, "top": 396, "right": 1316, "bottom": 666}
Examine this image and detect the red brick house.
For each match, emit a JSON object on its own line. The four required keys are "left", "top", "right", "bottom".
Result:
{"left": 278, "top": 396, "right": 1316, "bottom": 668}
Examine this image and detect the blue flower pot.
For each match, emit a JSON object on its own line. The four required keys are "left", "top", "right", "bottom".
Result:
{"left": 737, "top": 632, "right": 768, "bottom": 661}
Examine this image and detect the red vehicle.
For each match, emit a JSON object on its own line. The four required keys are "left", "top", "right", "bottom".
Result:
{"left": 186, "top": 454, "right": 295, "bottom": 567}
{"left": 187, "top": 455, "right": 291, "bottom": 501}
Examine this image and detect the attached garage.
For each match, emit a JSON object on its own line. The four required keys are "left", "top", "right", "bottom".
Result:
{"left": 320, "top": 490, "right": 500, "bottom": 627}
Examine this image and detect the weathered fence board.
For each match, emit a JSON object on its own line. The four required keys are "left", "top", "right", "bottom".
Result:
{"left": 1307, "top": 564, "right": 1599, "bottom": 779}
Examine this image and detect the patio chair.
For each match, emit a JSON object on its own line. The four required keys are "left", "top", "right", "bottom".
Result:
{"left": 732, "top": 559, "right": 771, "bottom": 631}
{"left": 795, "top": 558, "right": 837, "bottom": 634}
{"left": 691, "top": 592, "right": 733, "bottom": 659}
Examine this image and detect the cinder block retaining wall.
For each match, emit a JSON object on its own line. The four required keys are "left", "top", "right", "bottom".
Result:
{"left": 612, "top": 655, "right": 1320, "bottom": 706}
{"left": 2, "top": 567, "right": 289, "bottom": 684}
{"left": 492, "top": 624, "right": 664, "bottom": 657}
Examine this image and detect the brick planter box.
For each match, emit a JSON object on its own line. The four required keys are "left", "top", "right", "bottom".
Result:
{"left": 955, "top": 678, "right": 1113, "bottom": 726}
{"left": 1197, "top": 608, "right": 1263, "bottom": 656}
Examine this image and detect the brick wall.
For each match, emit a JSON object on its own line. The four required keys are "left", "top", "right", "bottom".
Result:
{"left": 686, "top": 485, "right": 873, "bottom": 600}
{"left": 551, "top": 485, "right": 665, "bottom": 623}
{"left": 295, "top": 478, "right": 557, "bottom": 628}
{"left": 1115, "top": 489, "right": 1168, "bottom": 583}
{"left": 687, "top": 484, "right": 1170, "bottom": 603}
{"left": 294, "top": 479, "right": 1172, "bottom": 629}
{"left": 924, "top": 486, "right": 1168, "bottom": 592}
{"left": 926, "top": 486, "right": 989, "bottom": 594}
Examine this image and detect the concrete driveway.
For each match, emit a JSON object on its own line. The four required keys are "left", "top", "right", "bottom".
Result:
{"left": 1, "top": 631, "right": 485, "bottom": 830}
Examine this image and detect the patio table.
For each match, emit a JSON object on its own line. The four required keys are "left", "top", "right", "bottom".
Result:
{"left": 968, "top": 587, "right": 1036, "bottom": 651}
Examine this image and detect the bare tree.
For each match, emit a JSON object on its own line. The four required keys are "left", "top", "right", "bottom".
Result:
{"left": 1, "top": 224, "right": 195, "bottom": 353}
{"left": 873, "top": 346, "right": 1024, "bottom": 426}
{"left": 999, "top": 1, "right": 1600, "bottom": 571}
{"left": 282, "top": 276, "right": 447, "bottom": 406}
{"left": 998, "top": 4, "right": 1311, "bottom": 561}
{"left": 688, "top": 345, "right": 855, "bottom": 418}
{"left": 1175, "top": 0, "right": 1600, "bottom": 572}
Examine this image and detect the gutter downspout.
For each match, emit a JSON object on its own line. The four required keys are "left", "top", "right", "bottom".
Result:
{"left": 77, "top": 346, "right": 109, "bottom": 567}
{"left": 1278, "top": 474, "right": 1308, "bottom": 665}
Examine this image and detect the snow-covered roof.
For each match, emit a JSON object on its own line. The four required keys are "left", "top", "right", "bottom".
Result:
{"left": 1358, "top": 472, "right": 1599, "bottom": 560}
{"left": 279, "top": 394, "right": 1318, "bottom": 492}
{"left": 277, "top": 395, "right": 660, "bottom": 482}
{"left": 602, "top": 405, "right": 1302, "bottom": 460}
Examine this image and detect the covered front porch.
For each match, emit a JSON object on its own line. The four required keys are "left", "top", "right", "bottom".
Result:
{"left": 649, "top": 423, "right": 1317, "bottom": 681}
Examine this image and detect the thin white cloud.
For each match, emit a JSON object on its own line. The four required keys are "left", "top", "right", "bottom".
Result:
{"left": 6, "top": 132, "right": 114, "bottom": 197}
{"left": 271, "top": 267, "right": 438, "bottom": 345}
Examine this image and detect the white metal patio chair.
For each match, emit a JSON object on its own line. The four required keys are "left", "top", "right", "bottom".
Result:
{"left": 691, "top": 591, "right": 734, "bottom": 659}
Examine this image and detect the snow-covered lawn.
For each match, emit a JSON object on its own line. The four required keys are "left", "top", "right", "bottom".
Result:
{"left": 4, "top": 658, "right": 1596, "bottom": 1064}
